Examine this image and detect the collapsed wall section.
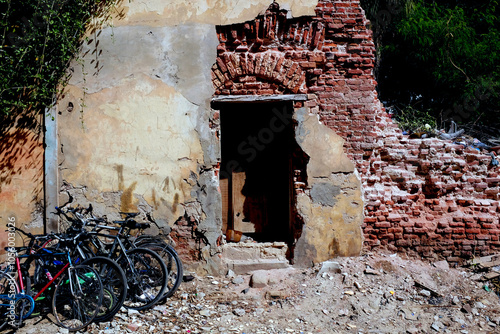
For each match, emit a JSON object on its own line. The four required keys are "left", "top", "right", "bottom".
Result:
{"left": 212, "top": 0, "right": 371, "bottom": 265}
{"left": 362, "top": 135, "right": 500, "bottom": 261}
{"left": 213, "top": 0, "right": 500, "bottom": 262}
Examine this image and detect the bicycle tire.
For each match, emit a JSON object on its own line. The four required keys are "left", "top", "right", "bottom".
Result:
{"left": 81, "top": 257, "right": 127, "bottom": 322}
{"left": 138, "top": 242, "right": 183, "bottom": 300}
{"left": 52, "top": 265, "right": 103, "bottom": 331}
{"left": 118, "top": 247, "right": 168, "bottom": 311}
{"left": 0, "top": 271, "right": 19, "bottom": 330}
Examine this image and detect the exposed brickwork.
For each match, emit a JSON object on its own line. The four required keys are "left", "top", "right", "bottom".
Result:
{"left": 362, "top": 138, "right": 500, "bottom": 260}
{"left": 213, "top": 0, "right": 500, "bottom": 261}
{"left": 212, "top": 52, "right": 307, "bottom": 94}
{"left": 170, "top": 217, "right": 203, "bottom": 265}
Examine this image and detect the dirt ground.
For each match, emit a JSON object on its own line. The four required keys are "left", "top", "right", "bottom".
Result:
{"left": 7, "top": 249, "right": 500, "bottom": 334}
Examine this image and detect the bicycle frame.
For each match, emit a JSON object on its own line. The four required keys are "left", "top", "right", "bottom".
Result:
{"left": 19, "top": 248, "right": 69, "bottom": 297}
{"left": 80, "top": 224, "right": 139, "bottom": 274}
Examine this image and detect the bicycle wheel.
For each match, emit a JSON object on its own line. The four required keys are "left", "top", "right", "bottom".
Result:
{"left": 81, "top": 257, "right": 127, "bottom": 322}
{"left": 0, "top": 271, "right": 19, "bottom": 330}
{"left": 139, "top": 242, "right": 183, "bottom": 300}
{"left": 119, "top": 248, "right": 168, "bottom": 310}
{"left": 52, "top": 265, "right": 103, "bottom": 331}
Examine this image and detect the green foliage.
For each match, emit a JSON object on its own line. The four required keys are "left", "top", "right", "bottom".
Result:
{"left": 361, "top": 0, "right": 500, "bottom": 127}
{"left": 392, "top": 105, "right": 437, "bottom": 133}
{"left": 0, "top": 0, "right": 118, "bottom": 118}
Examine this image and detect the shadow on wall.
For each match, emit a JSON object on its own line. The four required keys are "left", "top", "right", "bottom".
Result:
{"left": 0, "top": 111, "right": 44, "bottom": 208}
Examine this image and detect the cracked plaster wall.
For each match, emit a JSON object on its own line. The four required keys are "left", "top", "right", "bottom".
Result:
{"left": 56, "top": 0, "right": 318, "bottom": 272}
{"left": 293, "top": 108, "right": 364, "bottom": 266}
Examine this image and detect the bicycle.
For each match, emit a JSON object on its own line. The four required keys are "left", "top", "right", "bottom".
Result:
{"left": 86, "top": 211, "right": 183, "bottom": 301}
{"left": 129, "top": 212, "right": 183, "bottom": 300}
{"left": 53, "top": 206, "right": 128, "bottom": 322}
{"left": 65, "top": 214, "right": 169, "bottom": 311}
{"left": 2, "top": 227, "right": 104, "bottom": 331}
{"left": 54, "top": 202, "right": 181, "bottom": 304}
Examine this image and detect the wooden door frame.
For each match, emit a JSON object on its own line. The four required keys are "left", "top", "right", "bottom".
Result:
{"left": 212, "top": 94, "right": 307, "bottom": 242}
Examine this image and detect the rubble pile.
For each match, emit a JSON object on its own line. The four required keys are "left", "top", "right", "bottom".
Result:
{"left": 11, "top": 251, "right": 500, "bottom": 334}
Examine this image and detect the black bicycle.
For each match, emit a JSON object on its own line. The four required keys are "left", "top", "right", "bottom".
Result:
{"left": 65, "top": 213, "right": 168, "bottom": 311}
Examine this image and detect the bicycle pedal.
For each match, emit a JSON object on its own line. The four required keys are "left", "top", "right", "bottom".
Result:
{"left": 28, "top": 311, "right": 41, "bottom": 318}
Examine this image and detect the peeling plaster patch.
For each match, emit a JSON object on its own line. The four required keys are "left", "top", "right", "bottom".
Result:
{"left": 190, "top": 168, "right": 222, "bottom": 253}
{"left": 294, "top": 108, "right": 354, "bottom": 177}
{"left": 59, "top": 182, "right": 173, "bottom": 231}
{"left": 292, "top": 107, "right": 364, "bottom": 265}
{"left": 183, "top": 198, "right": 204, "bottom": 222}
{"left": 310, "top": 182, "right": 341, "bottom": 207}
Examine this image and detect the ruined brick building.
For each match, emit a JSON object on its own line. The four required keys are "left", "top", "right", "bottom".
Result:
{"left": 0, "top": 0, "right": 498, "bottom": 272}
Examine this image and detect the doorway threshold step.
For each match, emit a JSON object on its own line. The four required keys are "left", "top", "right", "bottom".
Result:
{"left": 221, "top": 242, "right": 288, "bottom": 261}
{"left": 227, "top": 259, "right": 290, "bottom": 275}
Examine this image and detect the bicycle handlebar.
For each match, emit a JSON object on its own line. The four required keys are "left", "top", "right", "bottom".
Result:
{"left": 10, "top": 226, "right": 35, "bottom": 239}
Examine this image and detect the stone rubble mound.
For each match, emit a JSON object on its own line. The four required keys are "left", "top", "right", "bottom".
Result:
{"left": 11, "top": 251, "right": 500, "bottom": 334}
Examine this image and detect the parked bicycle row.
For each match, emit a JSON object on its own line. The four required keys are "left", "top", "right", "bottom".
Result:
{"left": 0, "top": 200, "right": 183, "bottom": 332}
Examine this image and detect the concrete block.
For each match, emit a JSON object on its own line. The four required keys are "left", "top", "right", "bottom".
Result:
{"left": 229, "top": 260, "right": 290, "bottom": 275}
{"left": 250, "top": 270, "right": 268, "bottom": 288}
{"left": 317, "top": 260, "right": 342, "bottom": 276}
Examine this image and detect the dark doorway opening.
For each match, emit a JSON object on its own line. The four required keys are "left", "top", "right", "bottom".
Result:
{"left": 219, "top": 102, "right": 294, "bottom": 244}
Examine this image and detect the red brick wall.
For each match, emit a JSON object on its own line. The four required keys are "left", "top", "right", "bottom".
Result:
{"left": 362, "top": 137, "right": 499, "bottom": 261}
{"left": 213, "top": 0, "right": 500, "bottom": 261}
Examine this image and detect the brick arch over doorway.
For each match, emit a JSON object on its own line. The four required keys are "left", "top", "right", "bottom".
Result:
{"left": 212, "top": 51, "right": 307, "bottom": 94}
{"left": 212, "top": 0, "right": 380, "bottom": 138}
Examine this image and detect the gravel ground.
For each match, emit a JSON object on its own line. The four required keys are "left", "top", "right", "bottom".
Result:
{"left": 5, "top": 250, "right": 500, "bottom": 334}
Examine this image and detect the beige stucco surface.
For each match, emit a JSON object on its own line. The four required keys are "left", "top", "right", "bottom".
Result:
{"left": 57, "top": 18, "right": 220, "bottom": 231}
{"left": 295, "top": 112, "right": 355, "bottom": 177}
{"left": 293, "top": 109, "right": 364, "bottom": 266}
{"left": 114, "top": 0, "right": 316, "bottom": 27}
{"left": 57, "top": 0, "right": 317, "bottom": 237}
{"left": 58, "top": 76, "right": 204, "bottom": 220}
